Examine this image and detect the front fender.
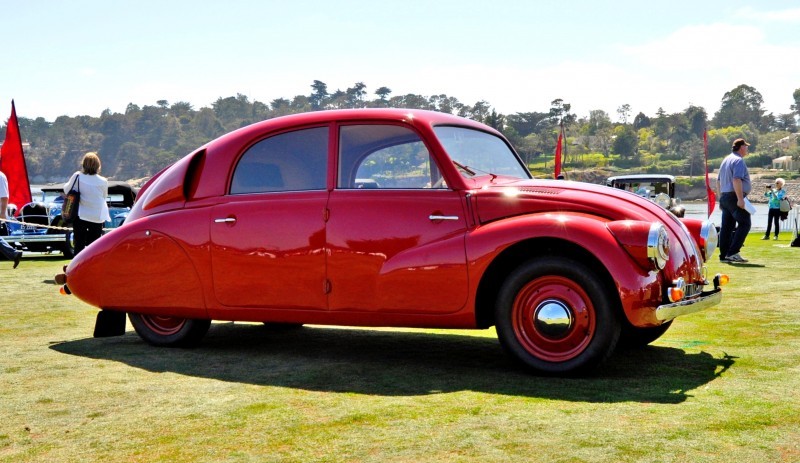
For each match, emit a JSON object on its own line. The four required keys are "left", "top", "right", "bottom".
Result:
{"left": 466, "top": 212, "right": 664, "bottom": 326}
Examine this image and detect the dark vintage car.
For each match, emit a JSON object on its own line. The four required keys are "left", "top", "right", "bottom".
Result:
{"left": 59, "top": 109, "right": 726, "bottom": 375}
{"left": 606, "top": 174, "right": 686, "bottom": 217}
{"left": 3, "top": 181, "right": 137, "bottom": 257}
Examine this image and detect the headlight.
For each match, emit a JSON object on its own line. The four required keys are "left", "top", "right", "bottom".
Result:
{"left": 647, "top": 223, "right": 670, "bottom": 270}
{"left": 608, "top": 220, "right": 672, "bottom": 272}
{"left": 654, "top": 192, "right": 671, "bottom": 209}
{"left": 699, "top": 221, "right": 718, "bottom": 260}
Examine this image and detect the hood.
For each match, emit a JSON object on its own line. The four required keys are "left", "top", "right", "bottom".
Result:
{"left": 470, "top": 177, "right": 705, "bottom": 278}
{"left": 470, "top": 177, "right": 677, "bottom": 225}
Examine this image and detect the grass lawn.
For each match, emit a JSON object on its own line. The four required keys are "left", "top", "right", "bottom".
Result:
{"left": 1, "top": 234, "right": 799, "bottom": 462}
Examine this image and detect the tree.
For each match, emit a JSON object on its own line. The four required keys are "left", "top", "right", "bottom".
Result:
{"left": 375, "top": 87, "right": 392, "bottom": 106}
{"left": 612, "top": 125, "right": 638, "bottom": 159}
{"left": 484, "top": 110, "right": 505, "bottom": 131}
{"left": 310, "top": 80, "right": 328, "bottom": 110}
{"left": 584, "top": 109, "right": 611, "bottom": 136}
{"left": 549, "top": 99, "right": 576, "bottom": 126}
{"left": 345, "top": 82, "right": 367, "bottom": 108}
{"left": 616, "top": 104, "right": 631, "bottom": 124}
{"left": 633, "top": 112, "right": 651, "bottom": 130}
{"left": 684, "top": 105, "right": 707, "bottom": 138}
{"left": 712, "top": 84, "right": 766, "bottom": 130}
{"left": 771, "top": 113, "right": 798, "bottom": 133}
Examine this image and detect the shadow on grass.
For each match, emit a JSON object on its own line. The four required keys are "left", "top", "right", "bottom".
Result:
{"left": 51, "top": 323, "right": 734, "bottom": 404}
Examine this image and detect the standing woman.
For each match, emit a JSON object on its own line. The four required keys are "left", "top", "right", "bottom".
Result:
{"left": 64, "top": 152, "right": 110, "bottom": 255}
{"left": 763, "top": 178, "right": 787, "bottom": 240}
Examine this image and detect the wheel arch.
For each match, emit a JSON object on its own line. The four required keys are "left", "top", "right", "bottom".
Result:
{"left": 474, "top": 237, "right": 621, "bottom": 329}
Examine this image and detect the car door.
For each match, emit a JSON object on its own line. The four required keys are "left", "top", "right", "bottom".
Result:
{"left": 326, "top": 124, "right": 469, "bottom": 314}
{"left": 210, "top": 126, "right": 329, "bottom": 310}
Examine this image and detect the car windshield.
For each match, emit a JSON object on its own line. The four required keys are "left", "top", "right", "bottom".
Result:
{"left": 433, "top": 126, "right": 530, "bottom": 180}
{"left": 41, "top": 190, "right": 64, "bottom": 203}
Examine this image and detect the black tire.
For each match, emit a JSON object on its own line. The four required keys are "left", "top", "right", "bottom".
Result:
{"left": 128, "top": 313, "right": 211, "bottom": 347}
{"left": 618, "top": 320, "right": 672, "bottom": 349}
{"left": 495, "top": 257, "right": 621, "bottom": 375}
{"left": 62, "top": 230, "right": 75, "bottom": 258}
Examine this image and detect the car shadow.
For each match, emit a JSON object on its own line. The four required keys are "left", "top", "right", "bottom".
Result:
{"left": 50, "top": 323, "right": 735, "bottom": 404}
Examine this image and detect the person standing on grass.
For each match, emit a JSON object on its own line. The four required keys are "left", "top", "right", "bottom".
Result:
{"left": 0, "top": 170, "right": 23, "bottom": 268}
{"left": 63, "top": 152, "right": 110, "bottom": 255}
{"left": 717, "top": 138, "right": 752, "bottom": 263}
{"left": 763, "top": 178, "right": 786, "bottom": 240}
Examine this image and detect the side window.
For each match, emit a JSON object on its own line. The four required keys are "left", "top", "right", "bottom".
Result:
{"left": 231, "top": 127, "right": 328, "bottom": 194}
{"left": 338, "top": 125, "right": 446, "bottom": 189}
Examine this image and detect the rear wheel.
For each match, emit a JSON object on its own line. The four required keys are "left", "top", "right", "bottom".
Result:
{"left": 495, "top": 257, "right": 620, "bottom": 375}
{"left": 128, "top": 313, "right": 211, "bottom": 347}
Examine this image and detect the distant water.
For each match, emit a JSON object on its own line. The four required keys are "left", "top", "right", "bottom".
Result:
{"left": 683, "top": 201, "right": 795, "bottom": 232}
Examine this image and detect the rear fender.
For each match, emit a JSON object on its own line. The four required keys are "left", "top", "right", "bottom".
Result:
{"left": 66, "top": 215, "right": 208, "bottom": 319}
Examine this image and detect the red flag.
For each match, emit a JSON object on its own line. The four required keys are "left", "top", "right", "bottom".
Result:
{"left": 553, "top": 121, "right": 564, "bottom": 179}
{"left": 1, "top": 100, "right": 32, "bottom": 216}
{"left": 703, "top": 129, "right": 715, "bottom": 217}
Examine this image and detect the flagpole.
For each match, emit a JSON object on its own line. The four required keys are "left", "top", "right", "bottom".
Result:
{"left": 1, "top": 100, "right": 33, "bottom": 215}
{"left": 553, "top": 119, "right": 564, "bottom": 179}
{"left": 703, "top": 128, "right": 716, "bottom": 218}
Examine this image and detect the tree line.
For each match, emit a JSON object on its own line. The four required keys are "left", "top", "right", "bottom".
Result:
{"left": 2, "top": 80, "right": 800, "bottom": 183}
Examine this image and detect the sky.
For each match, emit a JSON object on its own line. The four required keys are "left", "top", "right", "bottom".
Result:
{"left": 1, "top": 0, "right": 799, "bottom": 124}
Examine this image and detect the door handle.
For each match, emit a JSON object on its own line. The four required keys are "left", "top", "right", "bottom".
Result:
{"left": 429, "top": 215, "right": 459, "bottom": 221}
{"left": 214, "top": 217, "right": 237, "bottom": 224}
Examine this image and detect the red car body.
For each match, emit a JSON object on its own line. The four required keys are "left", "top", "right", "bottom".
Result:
{"left": 62, "top": 109, "right": 724, "bottom": 374}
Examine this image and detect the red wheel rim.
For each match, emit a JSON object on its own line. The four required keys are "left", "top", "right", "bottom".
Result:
{"left": 511, "top": 275, "right": 596, "bottom": 362}
{"left": 140, "top": 315, "right": 186, "bottom": 336}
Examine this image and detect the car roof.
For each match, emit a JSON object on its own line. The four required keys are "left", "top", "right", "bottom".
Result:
{"left": 41, "top": 181, "right": 138, "bottom": 207}
{"left": 606, "top": 174, "right": 676, "bottom": 184}
{"left": 209, "top": 108, "right": 500, "bottom": 150}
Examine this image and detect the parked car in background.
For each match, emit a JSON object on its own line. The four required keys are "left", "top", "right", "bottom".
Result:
{"left": 2, "top": 181, "right": 137, "bottom": 257}
{"left": 606, "top": 174, "right": 686, "bottom": 217}
{"left": 59, "top": 109, "right": 725, "bottom": 375}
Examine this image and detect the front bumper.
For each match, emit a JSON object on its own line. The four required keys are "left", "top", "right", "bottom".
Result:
{"left": 655, "top": 287, "right": 722, "bottom": 321}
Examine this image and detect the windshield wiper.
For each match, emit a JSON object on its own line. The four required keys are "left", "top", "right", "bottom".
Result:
{"left": 453, "top": 161, "right": 476, "bottom": 176}
{"left": 454, "top": 161, "right": 499, "bottom": 181}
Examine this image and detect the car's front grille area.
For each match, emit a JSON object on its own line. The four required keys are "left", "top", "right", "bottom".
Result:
{"left": 684, "top": 283, "right": 702, "bottom": 298}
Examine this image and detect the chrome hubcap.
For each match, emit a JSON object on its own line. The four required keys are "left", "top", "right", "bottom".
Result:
{"left": 534, "top": 299, "right": 574, "bottom": 339}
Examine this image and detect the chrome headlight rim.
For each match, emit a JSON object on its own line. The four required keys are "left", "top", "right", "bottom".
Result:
{"left": 647, "top": 223, "right": 670, "bottom": 270}
{"left": 699, "top": 221, "right": 718, "bottom": 260}
{"left": 654, "top": 192, "right": 671, "bottom": 210}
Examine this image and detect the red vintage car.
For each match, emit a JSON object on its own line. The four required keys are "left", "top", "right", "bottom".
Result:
{"left": 59, "top": 109, "right": 725, "bottom": 374}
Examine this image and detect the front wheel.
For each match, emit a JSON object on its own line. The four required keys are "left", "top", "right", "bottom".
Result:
{"left": 128, "top": 313, "right": 211, "bottom": 347}
{"left": 495, "top": 257, "right": 620, "bottom": 375}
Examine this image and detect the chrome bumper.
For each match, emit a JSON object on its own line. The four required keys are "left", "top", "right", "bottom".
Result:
{"left": 7, "top": 233, "right": 67, "bottom": 244}
{"left": 655, "top": 288, "right": 722, "bottom": 321}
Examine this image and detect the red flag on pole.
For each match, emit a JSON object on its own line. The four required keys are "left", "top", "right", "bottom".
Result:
{"left": 703, "top": 129, "right": 715, "bottom": 217}
{"left": 554, "top": 120, "right": 564, "bottom": 179}
{"left": 1, "top": 100, "right": 32, "bottom": 216}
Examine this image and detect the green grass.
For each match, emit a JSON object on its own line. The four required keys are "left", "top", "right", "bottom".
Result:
{"left": 2, "top": 237, "right": 800, "bottom": 462}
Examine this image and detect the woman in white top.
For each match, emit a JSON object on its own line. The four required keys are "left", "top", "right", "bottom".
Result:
{"left": 63, "top": 152, "right": 110, "bottom": 255}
